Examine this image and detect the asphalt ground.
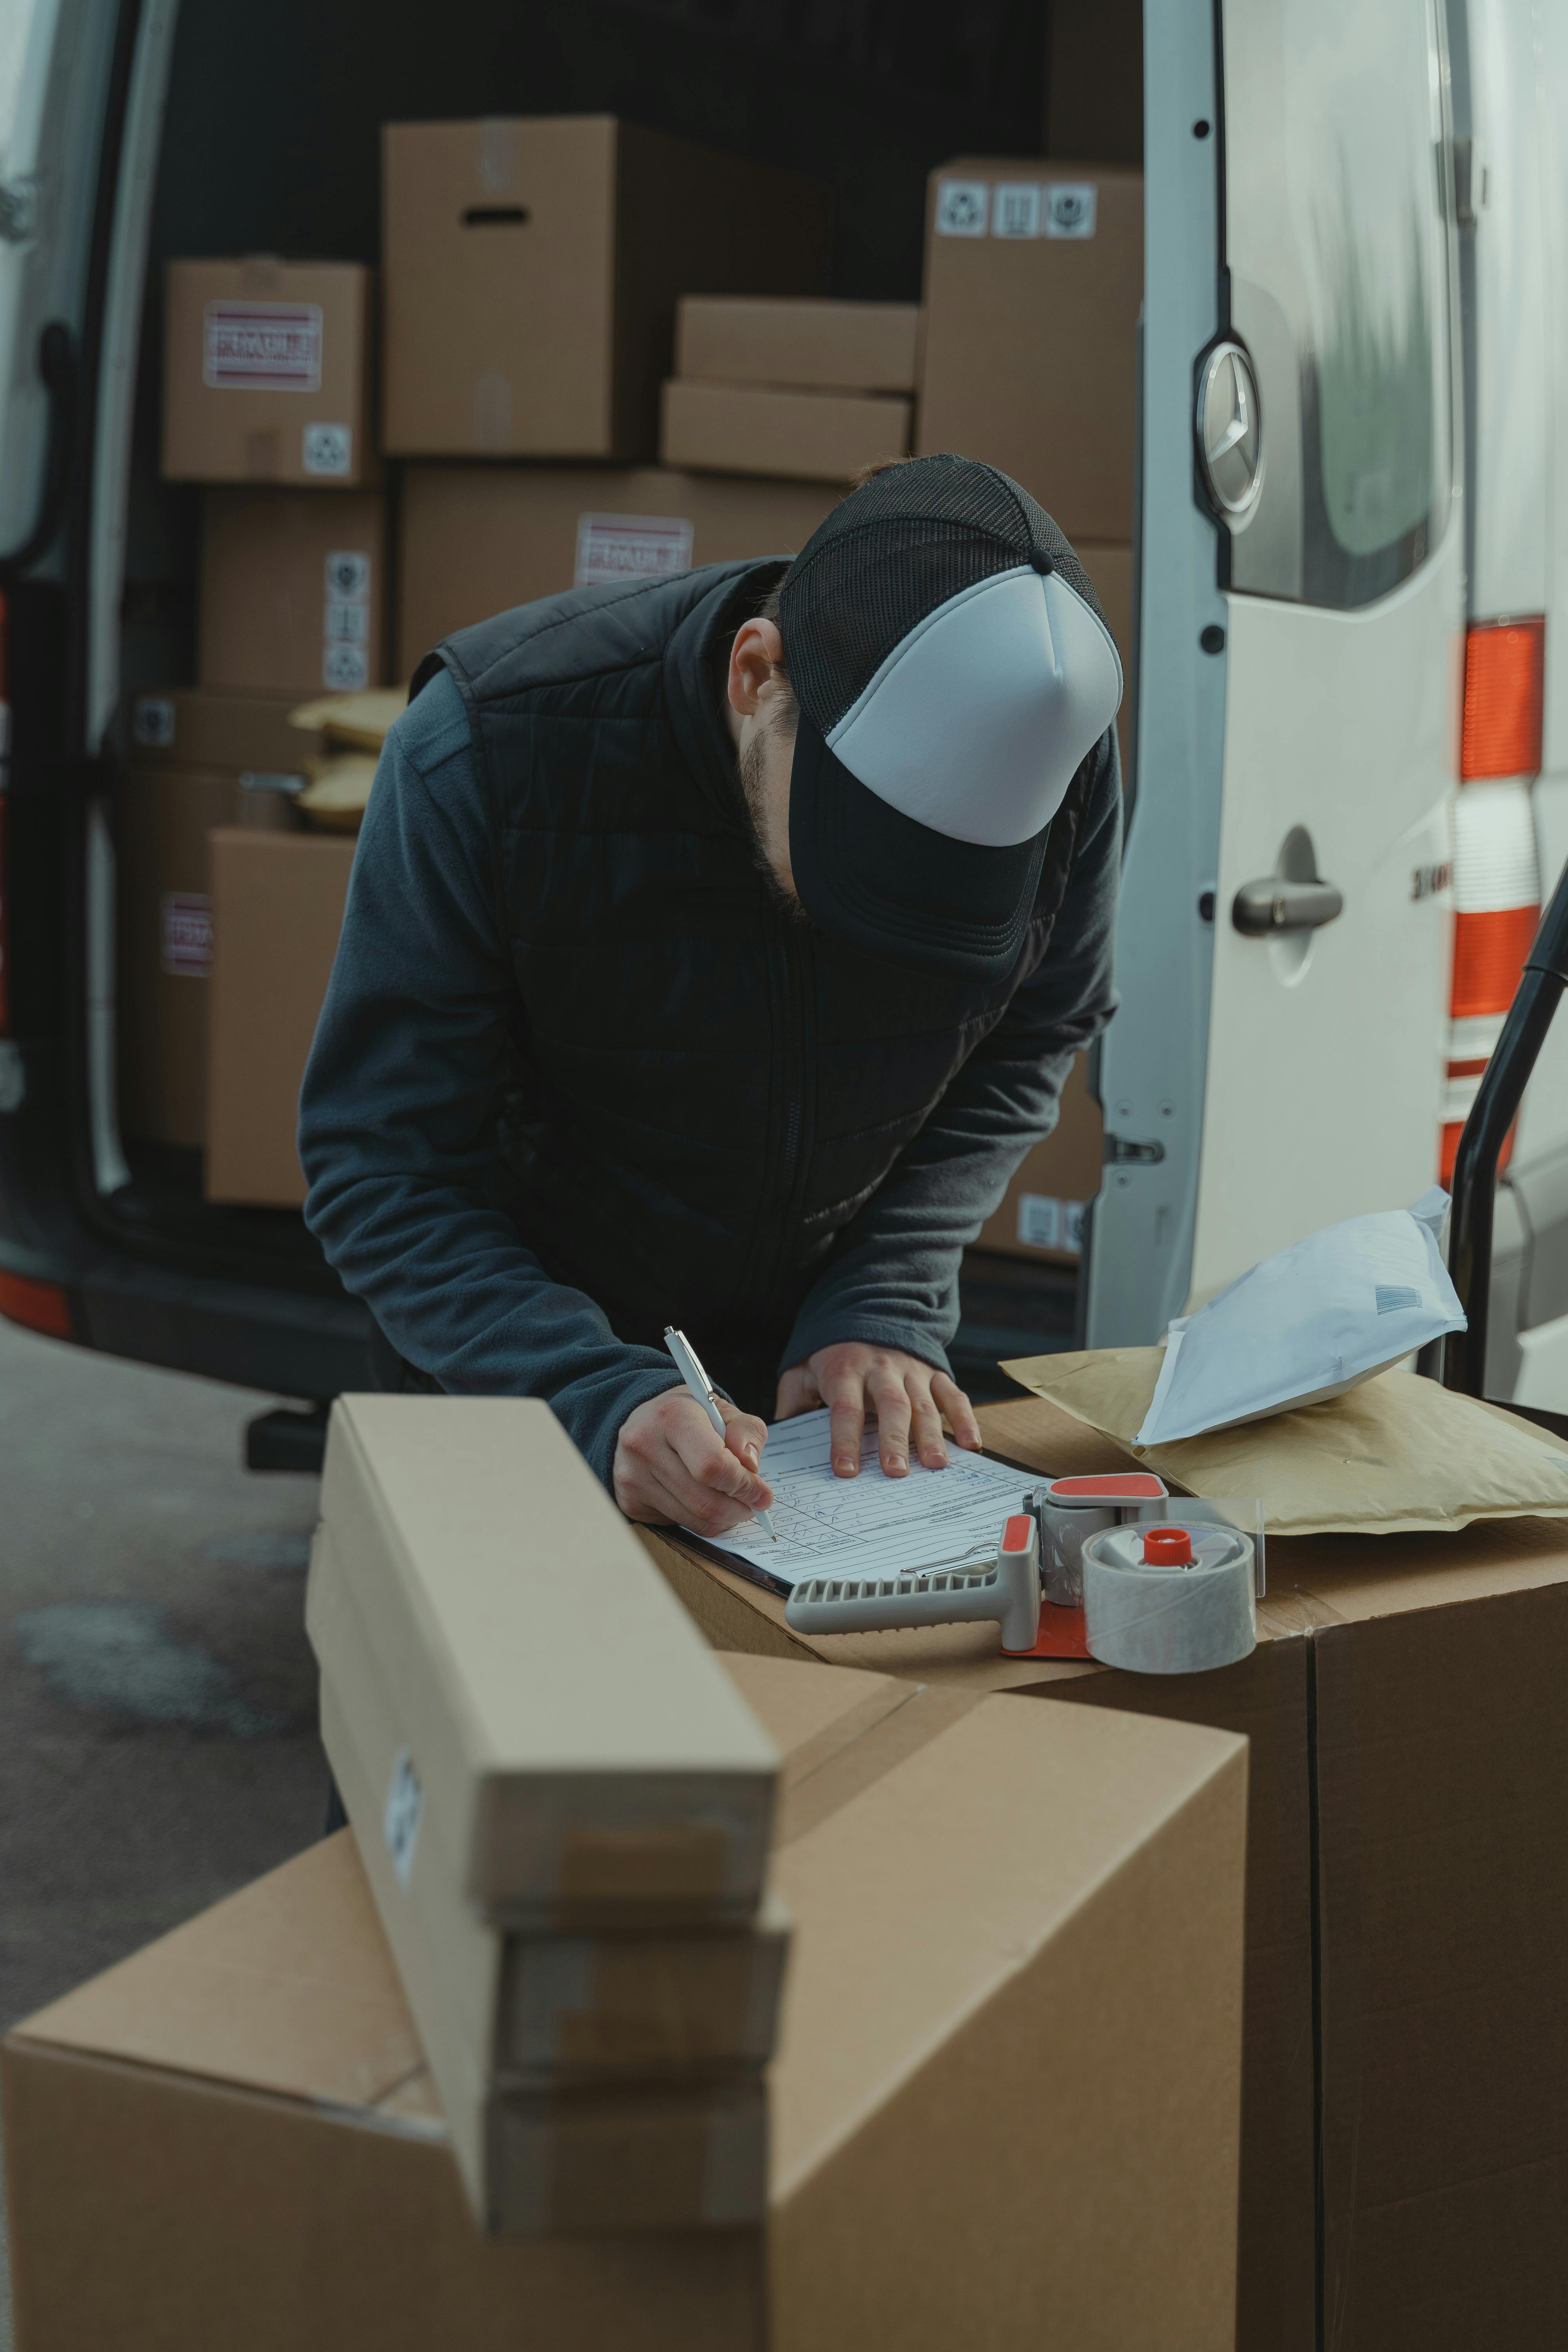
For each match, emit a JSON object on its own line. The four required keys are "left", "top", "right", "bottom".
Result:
{"left": 0, "top": 1318, "right": 327, "bottom": 2348}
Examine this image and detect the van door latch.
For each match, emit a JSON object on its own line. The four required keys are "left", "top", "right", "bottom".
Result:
{"left": 0, "top": 179, "right": 37, "bottom": 242}
{"left": 1104, "top": 1135, "right": 1166, "bottom": 1166}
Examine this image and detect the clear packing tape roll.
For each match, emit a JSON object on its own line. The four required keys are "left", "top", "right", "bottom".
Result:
{"left": 1080, "top": 1516, "right": 1257, "bottom": 1675}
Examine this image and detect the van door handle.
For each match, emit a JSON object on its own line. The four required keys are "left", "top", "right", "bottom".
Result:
{"left": 1231, "top": 877, "right": 1344, "bottom": 936}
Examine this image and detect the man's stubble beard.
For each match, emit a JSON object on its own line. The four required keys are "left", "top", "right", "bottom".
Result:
{"left": 737, "top": 704, "right": 812, "bottom": 926}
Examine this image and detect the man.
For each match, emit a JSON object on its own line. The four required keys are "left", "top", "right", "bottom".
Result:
{"left": 299, "top": 454, "right": 1122, "bottom": 1542}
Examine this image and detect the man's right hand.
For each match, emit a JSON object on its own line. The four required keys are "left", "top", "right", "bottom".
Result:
{"left": 613, "top": 1390, "right": 774, "bottom": 1534}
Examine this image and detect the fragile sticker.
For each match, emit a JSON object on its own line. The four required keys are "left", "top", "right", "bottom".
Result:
{"left": 1043, "top": 183, "right": 1098, "bottom": 238}
{"left": 322, "top": 642, "right": 370, "bottom": 691}
{"left": 991, "top": 182, "right": 1041, "bottom": 239}
{"left": 574, "top": 511, "right": 694, "bottom": 589}
{"left": 160, "top": 891, "right": 212, "bottom": 978}
{"left": 203, "top": 300, "right": 323, "bottom": 391}
{"left": 302, "top": 422, "right": 353, "bottom": 476}
{"left": 132, "top": 695, "right": 177, "bottom": 749}
{"left": 324, "top": 550, "right": 371, "bottom": 603}
{"left": 1017, "top": 1193, "right": 1086, "bottom": 1254}
{"left": 383, "top": 1748, "right": 424, "bottom": 1891}
{"left": 935, "top": 178, "right": 990, "bottom": 237}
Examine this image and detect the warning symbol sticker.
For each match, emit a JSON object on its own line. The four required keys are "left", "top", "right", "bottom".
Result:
{"left": 935, "top": 179, "right": 990, "bottom": 238}
{"left": 203, "top": 301, "right": 323, "bottom": 390}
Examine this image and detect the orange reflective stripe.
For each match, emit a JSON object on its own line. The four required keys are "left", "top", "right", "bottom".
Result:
{"left": 1449, "top": 902, "right": 1539, "bottom": 1018}
{"left": 1461, "top": 618, "right": 1544, "bottom": 779}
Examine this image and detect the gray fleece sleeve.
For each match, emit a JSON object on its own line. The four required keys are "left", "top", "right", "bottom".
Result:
{"left": 778, "top": 730, "right": 1122, "bottom": 1380}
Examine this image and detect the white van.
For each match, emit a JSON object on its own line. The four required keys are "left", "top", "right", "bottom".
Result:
{"left": 0, "top": 0, "right": 1555, "bottom": 1430}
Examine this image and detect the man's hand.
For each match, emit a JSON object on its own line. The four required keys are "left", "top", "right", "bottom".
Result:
{"left": 775, "top": 1343, "right": 982, "bottom": 1479}
{"left": 614, "top": 1389, "right": 774, "bottom": 1533}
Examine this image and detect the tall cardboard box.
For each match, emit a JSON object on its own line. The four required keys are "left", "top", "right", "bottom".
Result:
{"left": 382, "top": 118, "right": 831, "bottom": 460}
{"left": 972, "top": 1053, "right": 1104, "bottom": 1263}
{"left": 659, "top": 380, "right": 911, "bottom": 486}
{"left": 916, "top": 162, "right": 1143, "bottom": 542}
{"left": 674, "top": 297, "right": 921, "bottom": 393}
{"left": 199, "top": 488, "right": 387, "bottom": 696}
{"left": 397, "top": 465, "right": 841, "bottom": 677}
{"left": 162, "top": 258, "right": 376, "bottom": 486}
{"left": 2, "top": 1656, "right": 1247, "bottom": 2350}
{"left": 204, "top": 828, "right": 355, "bottom": 1205}
{"left": 115, "top": 767, "right": 301, "bottom": 1150}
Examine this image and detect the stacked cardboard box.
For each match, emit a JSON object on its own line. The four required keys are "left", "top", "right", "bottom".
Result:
{"left": 305, "top": 1394, "right": 788, "bottom": 2235}
{"left": 660, "top": 296, "right": 916, "bottom": 485}
{"left": 2, "top": 1642, "right": 1249, "bottom": 2348}
{"left": 116, "top": 690, "right": 319, "bottom": 1150}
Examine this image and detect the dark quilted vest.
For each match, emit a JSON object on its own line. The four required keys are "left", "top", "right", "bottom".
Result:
{"left": 413, "top": 560, "right": 1098, "bottom": 1386}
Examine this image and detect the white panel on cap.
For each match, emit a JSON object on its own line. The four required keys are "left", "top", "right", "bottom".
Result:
{"left": 824, "top": 566, "right": 1123, "bottom": 848}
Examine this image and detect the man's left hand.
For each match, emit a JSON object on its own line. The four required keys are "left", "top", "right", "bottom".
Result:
{"left": 775, "top": 1343, "right": 982, "bottom": 1480}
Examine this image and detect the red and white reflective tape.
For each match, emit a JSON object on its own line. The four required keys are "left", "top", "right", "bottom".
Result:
{"left": 1439, "top": 778, "right": 1540, "bottom": 1183}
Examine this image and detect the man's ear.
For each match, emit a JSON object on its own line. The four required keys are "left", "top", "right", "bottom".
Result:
{"left": 728, "top": 619, "right": 786, "bottom": 718}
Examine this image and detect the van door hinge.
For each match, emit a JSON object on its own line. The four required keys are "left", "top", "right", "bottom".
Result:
{"left": 1104, "top": 1135, "right": 1166, "bottom": 1166}
{"left": 0, "top": 179, "right": 38, "bottom": 242}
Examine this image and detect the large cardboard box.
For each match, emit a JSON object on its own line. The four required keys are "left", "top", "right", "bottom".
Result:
{"left": 917, "top": 162, "right": 1143, "bottom": 543}
{"left": 114, "top": 766, "right": 301, "bottom": 1150}
{"left": 2, "top": 1654, "right": 1247, "bottom": 2350}
{"left": 381, "top": 118, "right": 831, "bottom": 461}
{"left": 204, "top": 827, "right": 355, "bottom": 1204}
{"left": 972, "top": 1052, "right": 1104, "bottom": 1264}
{"left": 674, "top": 297, "right": 921, "bottom": 393}
{"left": 646, "top": 1389, "right": 1568, "bottom": 2352}
{"left": 199, "top": 488, "right": 387, "bottom": 696}
{"left": 660, "top": 379, "right": 911, "bottom": 486}
{"left": 397, "top": 465, "right": 841, "bottom": 677}
{"left": 162, "top": 258, "right": 376, "bottom": 487}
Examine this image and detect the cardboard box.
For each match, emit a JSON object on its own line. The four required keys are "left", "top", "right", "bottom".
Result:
{"left": 660, "top": 379, "right": 911, "bottom": 486}
{"left": 972, "top": 1053, "right": 1104, "bottom": 1264}
{"left": 162, "top": 258, "right": 375, "bottom": 487}
{"left": 397, "top": 465, "right": 841, "bottom": 677}
{"left": 204, "top": 828, "right": 355, "bottom": 1204}
{"left": 674, "top": 298, "right": 921, "bottom": 393}
{"left": 381, "top": 118, "right": 831, "bottom": 460}
{"left": 917, "top": 162, "right": 1143, "bottom": 542}
{"left": 114, "top": 768, "right": 301, "bottom": 1150}
{"left": 646, "top": 1389, "right": 1568, "bottom": 2352}
{"left": 2, "top": 1656, "right": 1247, "bottom": 2350}
{"left": 127, "top": 684, "right": 323, "bottom": 773}
{"left": 199, "top": 488, "right": 387, "bottom": 696}
{"left": 316, "top": 1394, "right": 780, "bottom": 1926}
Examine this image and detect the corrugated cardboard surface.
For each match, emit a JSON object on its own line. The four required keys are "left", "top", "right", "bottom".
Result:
{"left": 649, "top": 1388, "right": 1568, "bottom": 2352}
{"left": 660, "top": 379, "right": 912, "bottom": 484}
{"left": 127, "top": 685, "right": 321, "bottom": 772}
{"left": 381, "top": 117, "right": 830, "bottom": 460}
{"left": 917, "top": 161, "right": 1142, "bottom": 542}
{"left": 204, "top": 827, "right": 354, "bottom": 1203}
{"left": 971, "top": 1051, "right": 1104, "bottom": 1263}
{"left": 114, "top": 768, "right": 299, "bottom": 1149}
{"left": 674, "top": 297, "right": 921, "bottom": 392}
{"left": 2, "top": 1660, "right": 1246, "bottom": 2350}
{"left": 315, "top": 1395, "right": 779, "bottom": 1922}
{"left": 162, "top": 258, "right": 376, "bottom": 487}
{"left": 396, "top": 463, "right": 842, "bottom": 677}
{"left": 199, "top": 487, "right": 387, "bottom": 695}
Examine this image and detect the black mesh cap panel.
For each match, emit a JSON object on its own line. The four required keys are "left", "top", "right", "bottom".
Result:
{"left": 777, "top": 454, "right": 1107, "bottom": 737}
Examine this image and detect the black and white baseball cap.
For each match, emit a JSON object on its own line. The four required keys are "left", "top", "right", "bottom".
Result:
{"left": 779, "top": 454, "right": 1122, "bottom": 980}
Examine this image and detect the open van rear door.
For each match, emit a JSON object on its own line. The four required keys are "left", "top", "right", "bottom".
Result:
{"left": 1090, "top": 0, "right": 1462, "bottom": 1342}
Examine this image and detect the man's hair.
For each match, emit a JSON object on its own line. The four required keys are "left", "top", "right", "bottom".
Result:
{"left": 756, "top": 456, "right": 915, "bottom": 703}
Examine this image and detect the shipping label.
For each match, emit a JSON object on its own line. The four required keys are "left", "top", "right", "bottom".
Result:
{"left": 1016, "top": 1193, "right": 1086, "bottom": 1254}
{"left": 935, "top": 178, "right": 990, "bottom": 237}
{"left": 574, "top": 511, "right": 695, "bottom": 589}
{"left": 1043, "top": 183, "right": 1098, "bottom": 238}
{"left": 160, "top": 891, "right": 212, "bottom": 978}
{"left": 302, "top": 422, "right": 353, "bottom": 476}
{"left": 203, "top": 300, "right": 323, "bottom": 391}
{"left": 383, "top": 1748, "right": 424, "bottom": 1891}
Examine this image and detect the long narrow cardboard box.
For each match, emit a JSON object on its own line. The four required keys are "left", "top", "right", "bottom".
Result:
{"left": 319, "top": 1394, "right": 779, "bottom": 1923}
{"left": 309, "top": 1528, "right": 789, "bottom": 2085}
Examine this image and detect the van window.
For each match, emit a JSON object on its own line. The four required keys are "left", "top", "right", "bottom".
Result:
{"left": 1222, "top": 0, "right": 1452, "bottom": 608}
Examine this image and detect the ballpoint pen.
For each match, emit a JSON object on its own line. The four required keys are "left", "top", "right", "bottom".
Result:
{"left": 663, "top": 1325, "right": 779, "bottom": 1542}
